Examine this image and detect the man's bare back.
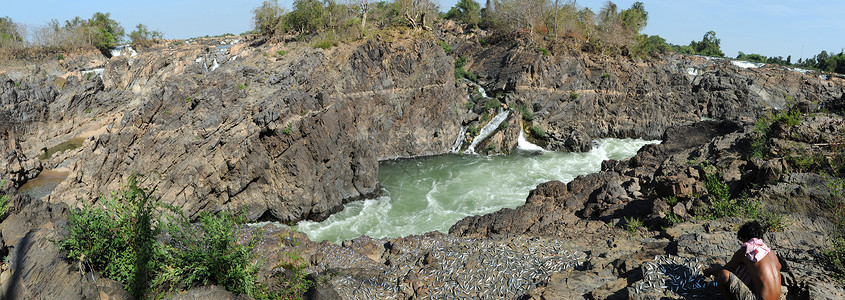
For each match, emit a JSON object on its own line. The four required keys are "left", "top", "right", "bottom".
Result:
{"left": 704, "top": 221, "right": 782, "bottom": 300}
{"left": 743, "top": 246, "right": 781, "bottom": 300}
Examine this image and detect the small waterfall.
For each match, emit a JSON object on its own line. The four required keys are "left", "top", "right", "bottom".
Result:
{"left": 451, "top": 126, "right": 468, "bottom": 152}
{"left": 110, "top": 45, "right": 138, "bottom": 57}
{"left": 210, "top": 59, "right": 220, "bottom": 71}
{"left": 517, "top": 130, "right": 545, "bottom": 152}
{"left": 464, "top": 109, "right": 510, "bottom": 154}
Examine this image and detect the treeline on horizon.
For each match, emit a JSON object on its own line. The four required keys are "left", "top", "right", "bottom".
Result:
{"left": 0, "top": 0, "right": 843, "bottom": 75}
{"left": 0, "top": 13, "right": 162, "bottom": 57}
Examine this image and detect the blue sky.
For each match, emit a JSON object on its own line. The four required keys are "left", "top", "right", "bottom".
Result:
{"left": 3, "top": 0, "right": 843, "bottom": 60}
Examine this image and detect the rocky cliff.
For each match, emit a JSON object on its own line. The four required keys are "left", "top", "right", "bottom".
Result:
{"left": 1, "top": 28, "right": 845, "bottom": 299}
{"left": 2, "top": 35, "right": 464, "bottom": 223}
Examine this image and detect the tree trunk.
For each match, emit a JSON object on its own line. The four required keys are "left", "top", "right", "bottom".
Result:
{"left": 361, "top": 0, "right": 369, "bottom": 31}
{"left": 554, "top": 0, "right": 559, "bottom": 38}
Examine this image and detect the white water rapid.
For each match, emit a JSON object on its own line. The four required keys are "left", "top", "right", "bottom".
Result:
{"left": 731, "top": 60, "right": 765, "bottom": 69}
{"left": 517, "top": 130, "right": 545, "bottom": 152}
{"left": 297, "top": 138, "right": 660, "bottom": 243}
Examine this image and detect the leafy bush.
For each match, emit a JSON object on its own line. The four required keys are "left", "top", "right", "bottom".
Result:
{"left": 569, "top": 90, "right": 578, "bottom": 100}
{"left": 253, "top": 0, "right": 288, "bottom": 37}
{"left": 749, "top": 109, "right": 801, "bottom": 159}
{"left": 311, "top": 31, "right": 339, "bottom": 49}
{"left": 276, "top": 50, "right": 287, "bottom": 56}
{"left": 283, "top": 122, "right": 293, "bottom": 135}
{"left": 129, "top": 23, "right": 163, "bottom": 48}
{"left": 536, "top": 47, "right": 549, "bottom": 56}
{"left": 255, "top": 231, "right": 312, "bottom": 299}
{"left": 159, "top": 210, "right": 263, "bottom": 297}
{"left": 467, "top": 125, "right": 479, "bottom": 136}
{"left": 0, "top": 180, "right": 10, "bottom": 222}
{"left": 530, "top": 125, "right": 546, "bottom": 138}
{"left": 56, "top": 178, "right": 285, "bottom": 298}
{"left": 56, "top": 176, "right": 161, "bottom": 297}
{"left": 438, "top": 40, "right": 452, "bottom": 54}
{"left": 516, "top": 105, "right": 535, "bottom": 122}
{"left": 699, "top": 164, "right": 760, "bottom": 219}
{"left": 454, "top": 55, "right": 477, "bottom": 81}
{"left": 624, "top": 217, "right": 643, "bottom": 235}
{"left": 760, "top": 212, "right": 790, "bottom": 232}
{"left": 443, "top": 0, "right": 481, "bottom": 27}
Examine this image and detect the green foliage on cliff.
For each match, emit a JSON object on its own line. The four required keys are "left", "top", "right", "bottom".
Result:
{"left": 56, "top": 177, "right": 310, "bottom": 298}
{"left": 671, "top": 31, "right": 724, "bottom": 57}
{"left": 698, "top": 163, "right": 760, "bottom": 220}
{"left": 56, "top": 176, "right": 161, "bottom": 297}
{"left": 443, "top": 0, "right": 481, "bottom": 27}
{"left": 0, "top": 16, "right": 23, "bottom": 49}
{"left": 454, "top": 55, "right": 477, "bottom": 81}
{"left": 158, "top": 210, "right": 263, "bottom": 296}
{"left": 822, "top": 175, "right": 845, "bottom": 281}
{"left": 0, "top": 180, "right": 10, "bottom": 222}
{"left": 129, "top": 23, "right": 163, "bottom": 48}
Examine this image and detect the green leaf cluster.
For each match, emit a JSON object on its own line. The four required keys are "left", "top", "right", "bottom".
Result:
{"left": 443, "top": 0, "right": 481, "bottom": 27}
{"left": 54, "top": 177, "right": 309, "bottom": 298}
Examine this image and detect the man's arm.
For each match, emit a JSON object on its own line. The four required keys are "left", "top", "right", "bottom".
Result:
{"left": 704, "top": 248, "right": 745, "bottom": 276}
{"left": 723, "top": 248, "right": 745, "bottom": 272}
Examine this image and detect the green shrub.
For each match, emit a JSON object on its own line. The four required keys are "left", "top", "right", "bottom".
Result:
{"left": 283, "top": 122, "right": 293, "bottom": 135}
{"left": 56, "top": 176, "right": 161, "bottom": 297}
{"left": 530, "top": 126, "right": 546, "bottom": 138}
{"left": 602, "top": 73, "right": 610, "bottom": 79}
{"left": 129, "top": 23, "right": 163, "bottom": 48}
{"left": 536, "top": 47, "right": 549, "bottom": 56}
{"left": 443, "top": 0, "right": 481, "bottom": 27}
{"left": 749, "top": 109, "right": 802, "bottom": 159}
{"left": 254, "top": 230, "right": 312, "bottom": 299}
{"left": 311, "top": 31, "right": 339, "bottom": 49}
{"left": 664, "top": 212, "right": 684, "bottom": 227}
{"left": 828, "top": 235, "right": 845, "bottom": 281}
{"left": 569, "top": 90, "right": 578, "bottom": 100}
{"left": 667, "top": 196, "right": 679, "bottom": 206}
{"left": 439, "top": 40, "right": 452, "bottom": 54}
{"left": 699, "top": 164, "right": 760, "bottom": 219}
{"left": 498, "top": 122, "right": 509, "bottom": 130}
{"left": 454, "top": 56, "right": 477, "bottom": 80}
{"left": 516, "top": 105, "right": 535, "bottom": 122}
{"left": 276, "top": 50, "right": 287, "bottom": 56}
{"left": 0, "top": 180, "right": 10, "bottom": 222}
{"left": 238, "top": 84, "right": 248, "bottom": 90}
{"left": 467, "top": 125, "right": 479, "bottom": 136}
{"left": 760, "top": 212, "right": 790, "bottom": 232}
{"left": 56, "top": 177, "right": 275, "bottom": 298}
{"left": 159, "top": 210, "right": 263, "bottom": 297}
{"left": 57, "top": 54, "right": 64, "bottom": 60}
{"left": 479, "top": 39, "right": 488, "bottom": 47}
{"left": 624, "top": 217, "right": 643, "bottom": 235}
{"left": 483, "top": 98, "right": 499, "bottom": 111}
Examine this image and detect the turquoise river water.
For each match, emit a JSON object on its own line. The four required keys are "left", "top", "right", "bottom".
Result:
{"left": 296, "top": 138, "right": 659, "bottom": 244}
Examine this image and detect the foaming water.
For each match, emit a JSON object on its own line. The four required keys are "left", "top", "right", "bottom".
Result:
{"left": 731, "top": 60, "right": 765, "bottom": 69}
{"left": 298, "top": 138, "right": 659, "bottom": 243}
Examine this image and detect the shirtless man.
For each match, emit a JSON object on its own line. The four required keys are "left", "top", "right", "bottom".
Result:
{"left": 704, "top": 221, "right": 782, "bottom": 300}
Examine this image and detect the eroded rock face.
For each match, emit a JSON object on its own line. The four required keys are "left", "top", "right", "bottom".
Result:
{"left": 458, "top": 37, "right": 844, "bottom": 151}
{"left": 2, "top": 37, "right": 463, "bottom": 223}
